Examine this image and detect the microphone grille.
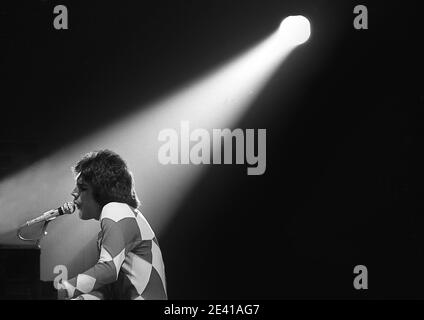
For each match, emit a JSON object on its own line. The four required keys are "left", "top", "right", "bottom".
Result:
{"left": 63, "top": 202, "right": 76, "bottom": 214}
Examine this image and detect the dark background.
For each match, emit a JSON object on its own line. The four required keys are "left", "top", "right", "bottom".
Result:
{"left": 1, "top": 0, "right": 423, "bottom": 299}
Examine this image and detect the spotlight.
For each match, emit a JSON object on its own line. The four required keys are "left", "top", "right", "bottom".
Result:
{"left": 279, "top": 15, "right": 311, "bottom": 46}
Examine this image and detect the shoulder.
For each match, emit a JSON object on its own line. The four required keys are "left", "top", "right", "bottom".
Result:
{"left": 100, "top": 202, "right": 135, "bottom": 222}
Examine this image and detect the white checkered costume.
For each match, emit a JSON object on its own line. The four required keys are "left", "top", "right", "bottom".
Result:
{"left": 62, "top": 202, "right": 167, "bottom": 300}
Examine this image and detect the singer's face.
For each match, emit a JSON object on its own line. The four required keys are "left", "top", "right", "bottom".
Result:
{"left": 71, "top": 177, "right": 102, "bottom": 220}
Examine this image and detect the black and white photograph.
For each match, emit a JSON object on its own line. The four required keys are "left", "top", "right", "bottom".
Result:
{"left": 0, "top": 0, "right": 423, "bottom": 309}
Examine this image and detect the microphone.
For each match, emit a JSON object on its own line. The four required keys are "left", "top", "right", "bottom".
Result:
{"left": 23, "top": 202, "right": 76, "bottom": 227}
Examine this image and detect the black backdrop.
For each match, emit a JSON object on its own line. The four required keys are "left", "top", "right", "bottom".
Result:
{"left": 1, "top": 0, "right": 423, "bottom": 299}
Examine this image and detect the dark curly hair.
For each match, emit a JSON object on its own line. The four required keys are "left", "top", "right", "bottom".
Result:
{"left": 73, "top": 149, "right": 140, "bottom": 209}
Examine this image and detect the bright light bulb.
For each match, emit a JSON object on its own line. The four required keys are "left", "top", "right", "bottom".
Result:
{"left": 279, "top": 15, "right": 311, "bottom": 46}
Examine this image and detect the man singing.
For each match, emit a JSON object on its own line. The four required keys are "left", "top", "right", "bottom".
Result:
{"left": 60, "top": 150, "right": 167, "bottom": 300}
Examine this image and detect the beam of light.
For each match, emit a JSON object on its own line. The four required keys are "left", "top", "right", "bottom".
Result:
{"left": 0, "top": 17, "right": 310, "bottom": 280}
